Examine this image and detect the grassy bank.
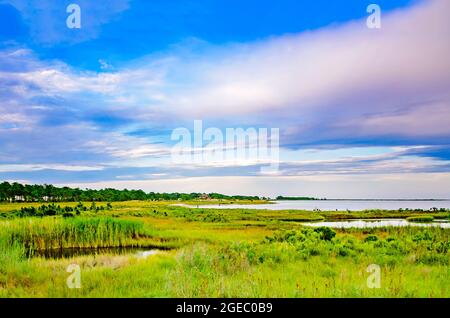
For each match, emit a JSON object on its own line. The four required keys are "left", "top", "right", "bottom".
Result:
{"left": 406, "top": 215, "right": 435, "bottom": 222}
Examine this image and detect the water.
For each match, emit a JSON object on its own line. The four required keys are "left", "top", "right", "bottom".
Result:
{"left": 189, "top": 200, "right": 450, "bottom": 211}
{"left": 301, "top": 219, "right": 450, "bottom": 229}
{"left": 30, "top": 247, "right": 164, "bottom": 259}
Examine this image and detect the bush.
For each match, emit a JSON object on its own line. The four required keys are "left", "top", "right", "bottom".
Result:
{"left": 314, "top": 227, "right": 336, "bottom": 241}
{"left": 365, "top": 235, "right": 379, "bottom": 242}
{"left": 7, "top": 203, "right": 109, "bottom": 219}
{"left": 412, "top": 231, "right": 434, "bottom": 242}
{"left": 336, "top": 245, "right": 351, "bottom": 257}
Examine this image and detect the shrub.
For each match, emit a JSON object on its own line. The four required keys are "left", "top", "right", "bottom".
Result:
{"left": 308, "top": 246, "right": 321, "bottom": 256}
{"left": 365, "top": 235, "right": 379, "bottom": 242}
{"left": 412, "top": 231, "right": 434, "bottom": 242}
{"left": 7, "top": 203, "right": 105, "bottom": 218}
{"left": 314, "top": 227, "right": 336, "bottom": 241}
{"left": 336, "top": 245, "right": 351, "bottom": 257}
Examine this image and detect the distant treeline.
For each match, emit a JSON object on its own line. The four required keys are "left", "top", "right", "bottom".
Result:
{"left": 276, "top": 196, "right": 319, "bottom": 201}
{"left": 0, "top": 181, "right": 261, "bottom": 202}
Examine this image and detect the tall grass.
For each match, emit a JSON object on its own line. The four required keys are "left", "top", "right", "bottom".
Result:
{"left": 1, "top": 201, "right": 450, "bottom": 297}
{"left": 0, "top": 217, "right": 146, "bottom": 255}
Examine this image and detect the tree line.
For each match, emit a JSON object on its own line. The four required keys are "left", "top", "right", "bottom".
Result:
{"left": 0, "top": 182, "right": 261, "bottom": 202}
{"left": 276, "top": 196, "right": 319, "bottom": 201}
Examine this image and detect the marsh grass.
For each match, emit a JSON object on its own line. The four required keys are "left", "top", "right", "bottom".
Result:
{"left": 0, "top": 217, "right": 151, "bottom": 256}
{"left": 166, "top": 231, "right": 450, "bottom": 297}
{"left": 1, "top": 201, "right": 450, "bottom": 297}
{"left": 406, "top": 215, "right": 434, "bottom": 222}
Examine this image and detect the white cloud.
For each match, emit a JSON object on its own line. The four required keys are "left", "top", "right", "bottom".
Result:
{"left": 15, "top": 68, "right": 122, "bottom": 94}
{"left": 119, "top": 0, "right": 450, "bottom": 141}
{"left": 0, "top": 112, "right": 30, "bottom": 124}
{"left": 346, "top": 101, "right": 450, "bottom": 137}
{"left": 0, "top": 164, "right": 104, "bottom": 172}
{"left": 60, "top": 173, "right": 450, "bottom": 199}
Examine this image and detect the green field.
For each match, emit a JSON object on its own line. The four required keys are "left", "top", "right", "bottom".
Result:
{"left": 0, "top": 201, "right": 449, "bottom": 297}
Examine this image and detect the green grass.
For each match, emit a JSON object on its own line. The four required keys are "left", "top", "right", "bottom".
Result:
{"left": 3, "top": 218, "right": 143, "bottom": 251}
{"left": 0, "top": 201, "right": 449, "bottom": 298}
{"left": 0, "top": 217, "right": 181, "bottom": 258}
{"left": 406, "top": 215, "right": 435, "bottom": 222}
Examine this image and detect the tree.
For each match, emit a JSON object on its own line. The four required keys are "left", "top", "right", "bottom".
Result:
{"left": 0, "top": 181, "right": 262, "bottom": 202}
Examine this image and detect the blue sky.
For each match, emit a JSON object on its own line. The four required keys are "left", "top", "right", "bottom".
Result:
{"left": 1, "top": 0, "right": 450, "bottom": 198}
{"left": 1, "top": 0, "right": 414, "bottom": 68}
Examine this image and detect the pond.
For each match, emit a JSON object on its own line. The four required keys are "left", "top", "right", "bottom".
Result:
{"left": 29, "top": 247, "right": 165, "bottom": 259}
{"left": 300, "top": 219, "right": 450, "bottom": 229}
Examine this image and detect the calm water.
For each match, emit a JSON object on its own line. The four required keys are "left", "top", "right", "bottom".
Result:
{"left": 301, "top": 219, "right": 450, "bottom": 229}
{"left": 191, "top": 200, "right": 450, "bottom": 211}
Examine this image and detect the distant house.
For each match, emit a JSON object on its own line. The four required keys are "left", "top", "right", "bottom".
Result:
{"left": 14, "top": 195, "right": 25, "bottom": 202}
{"left": 200, "top": 193, "right": 210, "bottom": 200}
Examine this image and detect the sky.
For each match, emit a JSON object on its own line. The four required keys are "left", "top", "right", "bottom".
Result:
{"left": 0, "top": 0, "right": 450, "bottom": 198}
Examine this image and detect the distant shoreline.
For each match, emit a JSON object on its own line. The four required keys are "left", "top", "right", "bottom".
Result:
{"left": 276, "top": 198, "right": 450, "bottom": 201}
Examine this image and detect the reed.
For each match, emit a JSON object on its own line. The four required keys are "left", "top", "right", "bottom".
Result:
{"left": 0, "top": 217, "right": 146, "bottom": 255}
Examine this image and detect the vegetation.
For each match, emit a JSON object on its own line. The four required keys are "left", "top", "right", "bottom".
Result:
{"left": 276, "top": 196, "right": 319, "bottom": 200}
{"left": 1, "top": 218, "right": 146, "bottom": 254}
{"left": 0, "top": 202, "right": 112, "bottom": 219}
{"left": 406, "top": 215, "right": 435, "bottom": 222}
{"left": 0, "top": 181, "right": 262, "bottom": 203}
{"left": 0, "top": 200, "right": 449, "bottom": 297}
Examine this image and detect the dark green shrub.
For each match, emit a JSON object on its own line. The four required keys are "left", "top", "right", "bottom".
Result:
{"left": 337, "top": 246, "right": 350, "bottom": 257}
{"left": 412, "top": 231, "right": 434, "bottom": 242}
{"left": 365, "top": 235, "right": 379, "bottom": 242}
{"left": 314, "top": 227, "right": 336, "bottom": 241}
